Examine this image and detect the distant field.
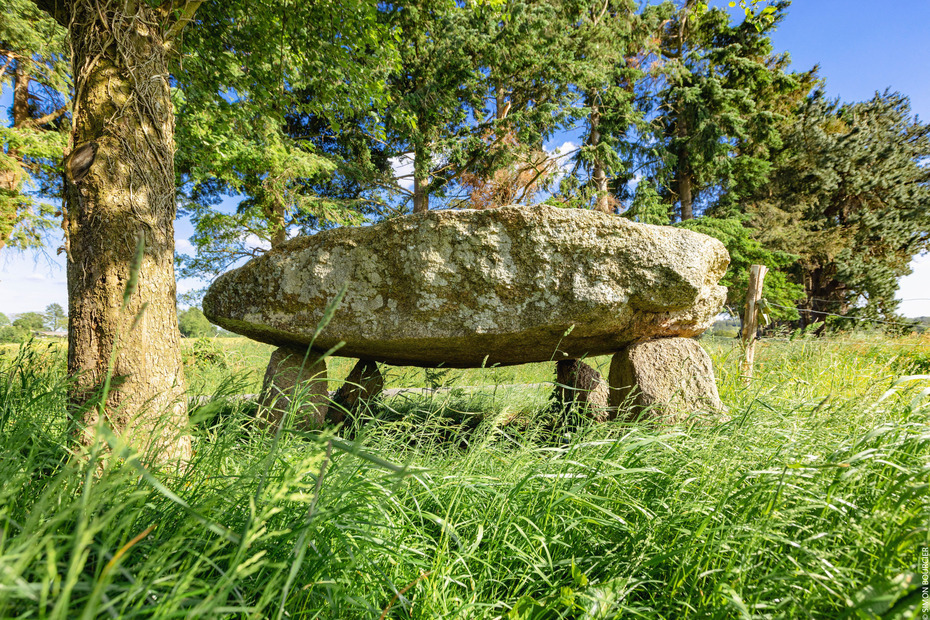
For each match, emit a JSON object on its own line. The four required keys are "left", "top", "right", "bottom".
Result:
{"left": 1, "top": 332, "right": 928, "bottom": 617}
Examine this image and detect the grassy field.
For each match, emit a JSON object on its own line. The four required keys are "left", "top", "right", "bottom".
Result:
{"left": 0, "top": 333, "right": 928, "bottom": 618}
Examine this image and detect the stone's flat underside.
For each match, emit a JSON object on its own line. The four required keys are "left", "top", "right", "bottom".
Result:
{"left": 204, "top": 205, "right": 729, "bottom": 367}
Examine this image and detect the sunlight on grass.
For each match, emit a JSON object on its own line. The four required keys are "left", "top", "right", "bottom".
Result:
{"left": 1, "top": 334, "right": 928, "bottom": 617}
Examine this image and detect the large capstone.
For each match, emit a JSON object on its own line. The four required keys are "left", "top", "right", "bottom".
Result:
{"left": 203, "top": 205, "right": 728, "bottom": 367}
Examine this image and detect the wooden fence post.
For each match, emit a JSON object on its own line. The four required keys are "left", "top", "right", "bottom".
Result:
{"left": 741, "top": 264, "right": 768, "bottom": 383}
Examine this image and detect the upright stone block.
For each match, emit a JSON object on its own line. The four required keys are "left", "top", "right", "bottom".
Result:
{"left": 331, "top": 360, "right": 384, "bottom": 422}
{"left": 609, "top": 338, "right": 725, "bottom": 423}
{"left": 553, "top": 359, "right": 611, "bottom": 421}
{"left": 258, "top": 346, "right": 329, "bottom": 430}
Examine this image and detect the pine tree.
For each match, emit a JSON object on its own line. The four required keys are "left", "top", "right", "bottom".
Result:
{"left": 746, "top": 90, "right": 930, "bottom": 325}
{"left": 646, "top": 0, "right": 810, "bottom": 220}
{"left": 173, "top": 0, "right": 393, "bottom": 263}
{"left": 376, "top": 1, "right": 488, "bottom": 213}
{"left": 456, "top": 0, "right": 575, "bottom": 208}
{"left": 0, "top": 0, "right": 70, "bottom": 253}
{"left": 540, "top": 0, "right": 650, "bottom": 213}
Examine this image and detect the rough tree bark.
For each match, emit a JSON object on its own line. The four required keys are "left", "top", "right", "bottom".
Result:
{"left": 267, "top": 197, "right": 288, "bottom": 248}
{"left": 495, "top": 83, "right": 508, "bottom": 122}
{"left": 588, "top": 94, "right": 610, "bottom": 213}
{"left": 413, "top": 138, "right": 429, "bottom": 214}
{"left": 587, "top": 92, "right": 611, "bottom": 214}
{"left": 33, "top": 0, "right": 200, "bottom": 463}
{"left": 798, "top": 266, "right": 847, "bottom": 331}
{"left": 676, "top": 117, "right": 693, "bottom": 221}
{"left": 11, "top": 68, "right": 30, "bottom": 127}
{"left": 669, "top": 5, "right": 694, "bottom": 222}
{"left": 0, "top": 68, "right": 31, "bottom": 251}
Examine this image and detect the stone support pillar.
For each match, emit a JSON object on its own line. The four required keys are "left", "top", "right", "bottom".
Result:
{"left": 258, "top": 346, "right": 329, "bottom": 430}
{"left": 552, "top": 359, "right": 611, "bottom": 421}
{"left": 608, "top": 338, "right": 725, "bottom": 424}
{"left": 331, "top": 360, "right": 384, "bottom": 422}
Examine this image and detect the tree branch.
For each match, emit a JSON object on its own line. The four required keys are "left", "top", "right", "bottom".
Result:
{"left": 164, "top": 1, "right": 204, "bottom": 44}
{"left": 21, "top": 105, "right": 69, "bottom": 128}
{"left": 0, "top": 56, "right": 14, "bottom": 81}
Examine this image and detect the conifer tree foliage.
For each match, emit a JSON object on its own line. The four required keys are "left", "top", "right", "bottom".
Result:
{"left": 746, "top": 90, "right": 930, "bottom": 325}
{"left": 558, "top": 0, "right": 646, "bottom": 213}
{"left": 0, "top": 0, "right": 70, "bottom": 253}
{"left": 173, "top": 0, "right": 394, "bottom": 278}
{"left": 613, "top": 0, "right": 819, "bottom": 321}
{"left": 388, "top": 0, "right": 594, "bottom": 212}
{"left": 677, "top": 216, "right": 802, "bottom": 320}
{"left": 377, "top": 0, "right": 492, "bottom": 213}
{"left": 644, "top": 0, "right": 811, "bottom": 221}
{"left": 456, "top": 0, "right": 575, "bottom": 208}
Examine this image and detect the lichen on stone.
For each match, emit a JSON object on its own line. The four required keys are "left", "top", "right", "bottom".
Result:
{"left": 203, "top": 205, "right": 729, "bottom": 367}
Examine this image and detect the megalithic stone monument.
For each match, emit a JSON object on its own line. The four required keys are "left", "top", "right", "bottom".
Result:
{"left": 204, "top": 205, "right": 729, "bottom": 427}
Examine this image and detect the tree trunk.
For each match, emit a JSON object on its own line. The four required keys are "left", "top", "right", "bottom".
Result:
{"left": 64, "top": 2, "right": 190, "bottom": 463}
{"left": 0, "top": 67, "right": 30, "bottom": 252}
{"left": 268, "top": 198, "right": 287, "bottom": 248}
{"left": 668, "top": 7, "right": 694, "bottom": 222}
{"left": 798, "top": 271, "right": 814, "bottom": 328}
{"left": 676, "top": 116, "right": 693, "bottom": 221}
{"left": 11, "top": 67, "right": 30, "bottom": 126}
{"left": 588, "top": 93, "right": 610, "bottom": 214}
{"left": 677, "top": 166, "right": 693, "bottom": 220}
{"left": 412, "top": 140, "right": 429, "bottom": 214}
{"left": 798, "top": 265, "right": 847, "bottom": 332}
{"left": 495, "top": 83, "right": 508, "bottom": 121}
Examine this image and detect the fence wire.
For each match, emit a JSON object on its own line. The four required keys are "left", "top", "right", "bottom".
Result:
{"left": 711, "top": 298, "right": 928, "bottom": 348}
{"left": 762, "top": 300, "right": 923, "bottom": 329}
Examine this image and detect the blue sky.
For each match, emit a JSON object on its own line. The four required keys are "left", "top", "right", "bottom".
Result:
{"left": 2, "top": 0, "right": 929, "bottom": 317}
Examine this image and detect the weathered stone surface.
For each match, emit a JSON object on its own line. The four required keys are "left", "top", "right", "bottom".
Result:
{"left": 258, "top": 347, "right": 329, "bottom": 429}
{"left": 608, "top": 337, "right": 725, "bottom": 423}
{"left": 204, "top": 205, "right": 728, "bottom": 367}
{"left": 331, "top": 360, "right": 383, "bottom": 420}
{"left": 553, "top": 359, "right": 610, "bottom": 421}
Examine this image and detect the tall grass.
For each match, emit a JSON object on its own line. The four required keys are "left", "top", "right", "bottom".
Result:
{"left": 0, "top": 334, "right": 928, "bottom": 618}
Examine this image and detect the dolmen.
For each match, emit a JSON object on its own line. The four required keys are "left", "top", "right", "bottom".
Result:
{"left": 203, "top": 205, "right": 730, "bottom": 428}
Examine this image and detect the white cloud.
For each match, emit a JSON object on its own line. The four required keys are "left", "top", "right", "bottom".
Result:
{"left": 625, "top": 172, "right": 645, "bottom": 194}
{"left": 243, "top": 234, "right": 271, "bottom": 252}
{"left": 175, "top": 237, "right": 196, "bottom": 255}
{"left": 544, "top": 141, "right": 578, "bottom": 184}
{"left": 389, "top": 152, "right": 415, "bottom": 191}
{"left": 549, "top": 140, "right": 578, "bottom": 163}
{"left": 897, "top": 252, "right": 930, "bottom": 318}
